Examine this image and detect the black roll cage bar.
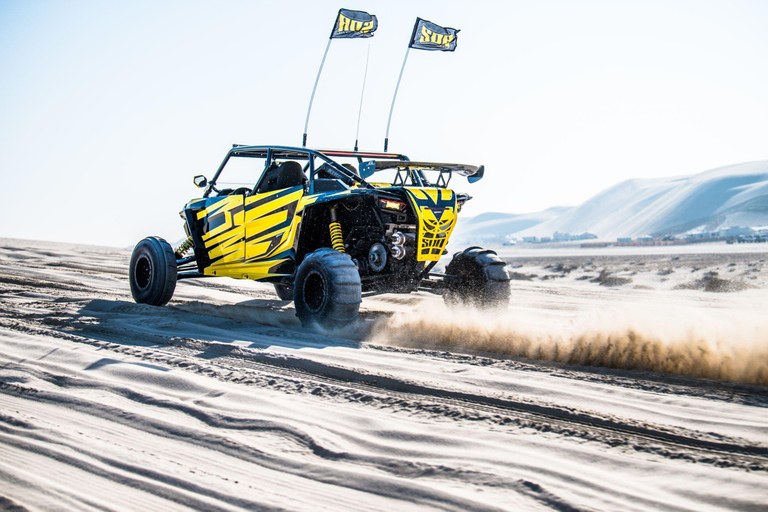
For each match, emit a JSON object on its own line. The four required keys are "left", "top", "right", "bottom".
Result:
{"left": 202, "top": 145, "right": 411, "bottom": 198}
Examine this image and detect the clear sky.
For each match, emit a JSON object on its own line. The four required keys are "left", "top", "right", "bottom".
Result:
{"left": 1, "top": 0, "right": 766, "bottom": 247}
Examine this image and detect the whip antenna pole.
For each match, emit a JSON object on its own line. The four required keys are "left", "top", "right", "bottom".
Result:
{"left": 384, "top": 18, "right": 420, "bottom": 152}
{"left": 384, "top": 47, "right": 410, "bottom": 152}
{"left": 384, "top": 13, "right": 421, "bottom": 154}
{"left": 383, "top": 17, "right": 460, "bottom": 152}
{"left": 354, "top": 45, "right": 371, "bottom": 152}
{"left": 303, "top": 38, "right": 332, "bottom": 147}
{"left": 303, "top": 8, "right": 378, "bottom": 148}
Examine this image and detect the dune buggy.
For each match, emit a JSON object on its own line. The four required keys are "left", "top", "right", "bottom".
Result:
{"left": 129, "top": 145, "right": 510, "bottom": 326}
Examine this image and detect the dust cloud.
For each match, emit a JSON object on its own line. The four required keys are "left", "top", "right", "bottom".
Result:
{"left": 369, "top": 303, "right": 768, "bottom": 386}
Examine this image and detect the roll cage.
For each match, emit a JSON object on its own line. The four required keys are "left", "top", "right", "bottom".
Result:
{"left": 202, "top": 145, "right": 410, "bottom": 198}
{"left": 201, "top": 145, "right": 484, "bottom": 198}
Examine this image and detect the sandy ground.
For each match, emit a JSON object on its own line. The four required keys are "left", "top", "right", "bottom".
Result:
{"left": 1, "top": 237, "right": 767, "bottom": 511}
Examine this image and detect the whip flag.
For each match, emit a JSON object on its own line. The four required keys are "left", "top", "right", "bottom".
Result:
{"left": 331, "top": 9, "right": 378, "bottom": 38}
{"left": 384, "top": 17, "right": 460, "bottom": 151}
{"left": 303, "top": 8, "right": 378, "bottom": 147}
{"left": 409, "top": 18, "right": 459, "bottom": 52}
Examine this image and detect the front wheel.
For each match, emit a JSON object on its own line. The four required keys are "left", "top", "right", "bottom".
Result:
{"left": 293, "top": 248, "right": 361, "bottom": 328}
{"left": 129, "top": 236, "right": 177, "bottom": 306}
{"left": 443, "top": 246, "right": 510, "bottom": 308}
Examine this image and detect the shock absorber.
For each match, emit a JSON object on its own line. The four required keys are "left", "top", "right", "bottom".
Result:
{"left": 329, "top": 207, "right": 345, "bottom": 253}
{"left": 175, "top": 236, "right": 194, "bottom": 258}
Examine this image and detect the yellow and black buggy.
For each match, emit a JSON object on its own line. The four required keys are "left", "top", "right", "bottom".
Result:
{"left": 129, "top": 145, "right": 510, "bottom": 327}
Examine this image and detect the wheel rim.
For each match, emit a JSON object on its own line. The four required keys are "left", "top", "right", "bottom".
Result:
{"left": 303, "top": 270, "right": 326, "bottom": 313}
{"left": 135, "top": 254, "right": 152, "bottom": 291}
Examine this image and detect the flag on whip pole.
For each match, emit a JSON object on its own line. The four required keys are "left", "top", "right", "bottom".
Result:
{"left": 409, "top": 17, "right": 459, "bottom": 51}
{"left": 303, "top": 9, "right": 378, "bottom": 147}
{"left": 384, "top": 18, "right": 459, "bottom": 151}
{"left": 331, "top": 8, "right": 378, "bottom": 38}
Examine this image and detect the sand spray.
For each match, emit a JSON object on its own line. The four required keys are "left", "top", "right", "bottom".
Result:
{"left": 368, "top": 302, "right": 768, "bottom": 386}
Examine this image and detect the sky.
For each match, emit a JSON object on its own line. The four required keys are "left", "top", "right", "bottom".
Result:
{"left": 1, "top": 0, "right": 767, "bottom": 247}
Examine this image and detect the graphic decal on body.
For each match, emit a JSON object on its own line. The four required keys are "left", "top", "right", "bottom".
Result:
{"left": 196, "top": 196, "right": 245, "bottom": 266}
{"left": 244, "top": 186, "right": 304, "bottom": 262}
{"left": 404, "top": 188, "right": 457, "bottom": 261}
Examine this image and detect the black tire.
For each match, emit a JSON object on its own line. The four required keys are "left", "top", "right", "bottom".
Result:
{"left": 293, "top": 248, "right": 362, "bottom": 328}
{"left": 444, "top": 246, "right": 510, "bottom": 308}
{"left": 129, "top": 236, "right": 177, "bottom": 306}
{"left": 274, "top": 283, "right": 294, "bottom": 301}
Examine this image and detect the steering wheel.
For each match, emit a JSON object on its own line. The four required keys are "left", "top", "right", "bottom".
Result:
{"left": 217, "top": 187, "right": 251, "bottom": 197}
{"left": 231, "top": 187, "right": 252, "bottom": 196}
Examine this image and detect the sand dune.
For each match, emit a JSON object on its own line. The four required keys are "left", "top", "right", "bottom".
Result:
{"left": 1, "top": 238, "right": 767, "bottom": 510}
{"left": 453, "top": 160, "right": 768, "bottom": 243}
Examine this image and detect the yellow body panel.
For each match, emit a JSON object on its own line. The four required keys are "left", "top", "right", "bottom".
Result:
{"left": 188, "top": 189, "right": 297, "bottom": 279}
{"left": 404, "top": 188, "right": 457, "bottom": 262}
{"left": 201, "top": 258, "right": 292, "bottom": 279}
{"left": 244, "top": 187, "right": 304, "bottom": 263}
{"left": 196, "top": 196, "right": 245, "bottom": 266}
{"left": 192, "top": 187, "right": 359, "bottom": 280}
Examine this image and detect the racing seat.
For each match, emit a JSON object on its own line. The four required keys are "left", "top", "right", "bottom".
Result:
{"left": 342, "top": 163, "right": 358, "bottom": 176}
{"left": 255, "top": 161, "right": 305, "bottom": 194}
{"left": 315, "top": 163, "right": 351, "bottom": 180}
{"left": 275, "top": 161, "right": 305, "bottom": 190}
{"left": 314, "top": 163, "right": 335, "bottom": 180}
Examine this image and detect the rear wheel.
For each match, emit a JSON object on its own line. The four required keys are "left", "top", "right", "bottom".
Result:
{"left": 444, "top": 246, "right": 510, "bottom": 308}
{"left": 129, "top": 236, "right": 177, "bottom": 306}
{"left": 293, "top": 248, "right": 361, "bottom": 328}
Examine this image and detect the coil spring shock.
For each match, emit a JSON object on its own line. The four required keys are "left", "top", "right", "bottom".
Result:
{"left": 175, "top": 236, "right": 194, "bottom": 258}
{"left": 329, "top": 207, "right": 345, "bottom": 253}
{"left": 329, "top": 222, "right": 345, "bottom": 252}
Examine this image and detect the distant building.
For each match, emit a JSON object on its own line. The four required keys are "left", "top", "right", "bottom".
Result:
{"left": 522, "top": 236, "right": 539, "bottom": 243}
{"left": 717, "top": 226, "right": 754, "bottom": 238}
{"left": 617, "top": 237, "right": 632, "bottom": 243}
{"left": 552, "top": 232, "right": 598, "bottom": 242}
{"left": 637, "top": 236, "right": 654, "bottom": 243}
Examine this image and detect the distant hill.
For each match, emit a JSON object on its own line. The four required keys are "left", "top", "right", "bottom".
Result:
{"left": 451, "top": 206, "right": 571, "bottom": 244}
{"left": 453, "top": 160, "right": 768, "bottom": 243}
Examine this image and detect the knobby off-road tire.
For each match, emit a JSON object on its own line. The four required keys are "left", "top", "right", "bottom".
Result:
{"left": 129, "top": 236, "right": 177, "bottom": 306}
{"left": 274, "top": 283, "right": 294, "bottom": 301}
{"left": 444, "top": 246, "right": 511, "bottom": 308}
{"left": 293, "top": 248, "right": 362, "bottom": 328}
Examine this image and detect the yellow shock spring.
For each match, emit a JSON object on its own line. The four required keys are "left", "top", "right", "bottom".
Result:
{"left": 329, "top": 222, "right": 345, "bottom": 253}
{"left": 175, "top": 236, "right": 194, "bottom": 258}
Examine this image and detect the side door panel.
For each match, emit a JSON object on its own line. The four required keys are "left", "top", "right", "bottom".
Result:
{"left": 244, "top": 185, "right": 304, "bottom": 262}
{"left": 189, "top": 196, "right": 245, "bottom": 272}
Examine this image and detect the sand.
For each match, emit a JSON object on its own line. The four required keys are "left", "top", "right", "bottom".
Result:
{"left": 1, "top": 237, "right": 767, "bottom": 511}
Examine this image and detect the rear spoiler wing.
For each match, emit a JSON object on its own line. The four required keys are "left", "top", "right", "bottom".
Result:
{"left": 360, "top": 160, "right": 485, "bottom": 184}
